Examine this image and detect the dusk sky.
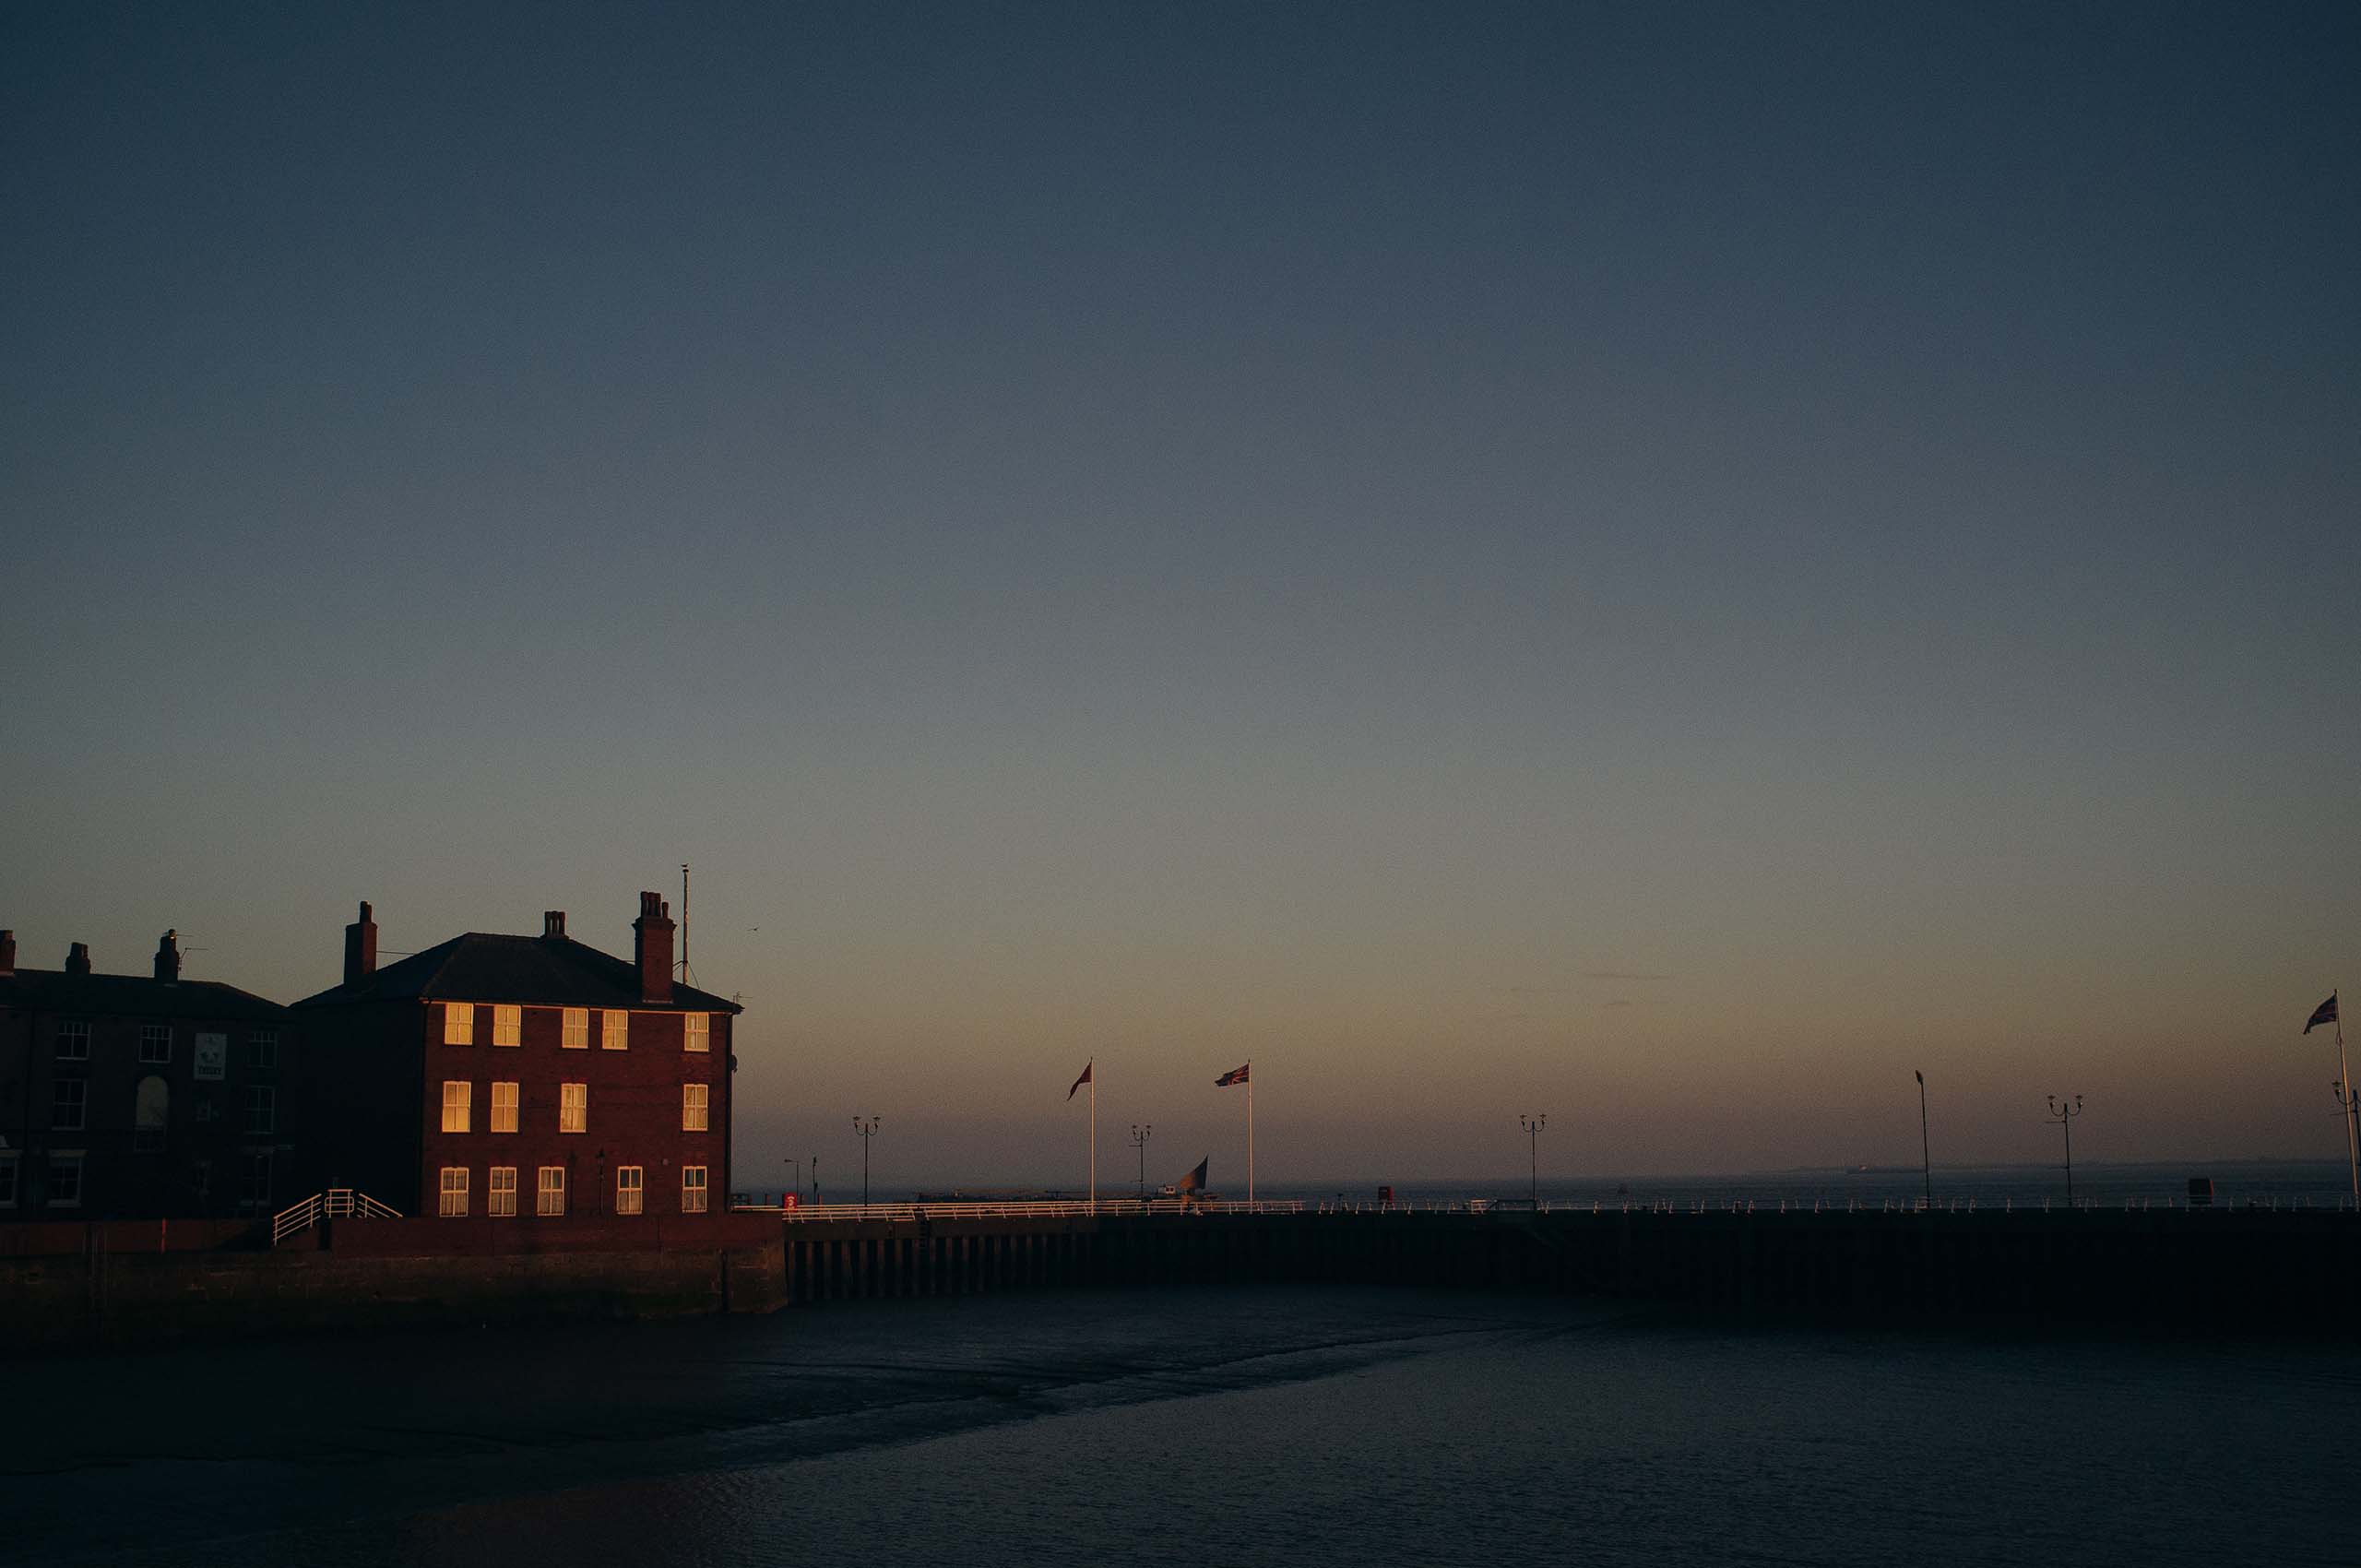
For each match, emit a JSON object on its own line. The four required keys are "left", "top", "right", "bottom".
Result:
{"left": 5, "top": 4, "right": 2356, "bottom": 1188}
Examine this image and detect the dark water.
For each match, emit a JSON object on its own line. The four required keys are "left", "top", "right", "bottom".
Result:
{"left": 6, "top": 1287, "right": 2355, "bottom": 1568}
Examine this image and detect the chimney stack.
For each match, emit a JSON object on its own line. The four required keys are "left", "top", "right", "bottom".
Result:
{"left": 543, "top": 910, "right": 567, "bottom": 940}
{"left": 66, "top": 942, "right": 91, "bottom": 977}
{"left": 632, "top": 891, "right": 675, "bottom": 1004}
{"left": 343, "top": 901, "right": 378, "bottom": 987}
{"left": 155, "top": 929, "right": 182, "bottom": 982}
{"left": 0, "top": 931, "right": 15, "bottom": 977}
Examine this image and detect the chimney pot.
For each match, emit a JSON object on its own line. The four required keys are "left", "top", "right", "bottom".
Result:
{"left": 65, "top": 942, "right": 91, "bottom": 977}
{"left": 343, "top": 900, "right": 379, "bottom": 987}
{"left": 631, "top": 891, "right": 676, "bottom": 1004}
{"left": 155, "top": 929, "right": 182, "bottom": 983}
{"left": 543, "top": 910, "right": 567, "bottom": 939}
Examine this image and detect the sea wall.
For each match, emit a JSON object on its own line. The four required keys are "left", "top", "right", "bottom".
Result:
{"left": 9, "top": 1206, "right": 2355, "bottom": 1353}
{"left": 0, "top": 1216, "right": 786, "bottom": 1353}
{"left": 775, "top": 1207, "right": 2361, "bottom": 1333}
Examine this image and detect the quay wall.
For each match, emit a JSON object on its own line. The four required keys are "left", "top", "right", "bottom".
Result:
{"left": 774, "top": 1207, "right": 2361, "bottom": 1332}
{"left": 9, "top": 1207, "right": 2355, "bottom": 1353}
{"left": 0, "top": 1215, "right": 786, "bottom": 1353}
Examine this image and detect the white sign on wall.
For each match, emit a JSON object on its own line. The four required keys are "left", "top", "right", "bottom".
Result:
{"left": 195, "top": 1032, "right": 227, "bottom": 1081}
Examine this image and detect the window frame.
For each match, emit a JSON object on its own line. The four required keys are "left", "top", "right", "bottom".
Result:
{"left": 444, "top": 1002, "right": 474, "bottom": 1046}
{"left": 537, "top": 1165, "right": 566, "bottom": 1217}
{"left": 248, "top": 1028, "right": 279, "bottom": 1071}
{"left": 488, "top": 1166, "right": 517, "bottom": 1217}
{"left": 491, "top": 1080, "right": 518, "bottom": 1134}
{"left": 682, "top": 1082, "right": 709, "bottom": 1132}
{"left": 438, "top": 1166, "right": 469, "bottom": 1217}
{"left": 48, "top": 1151, "right": 86, "bottom": 1208}
{"left": 55, "top": 1020, "right": 90, "bottom": 1061}
{"left": 560, "top": 1081, "right": 587, "bottom": 1134}
{"left": 616, "top": 1165, "right": 644, "bottom": 1215}
{"left": 245, "top": 1084, "right": 277, "bottom": 1135}
{"left": 53, "top": 1079, "right": 88, "bottom": 1132}
{"left": 492, "top": 1004, "right": 521, "bottom": 1047}
{"left": 562, "top": 1007, "right": 589, "bottom": 1050}
{"left": 441, "top": 1080, "right": 471, "bottom": 1134}
{"left": 601, "top": 1010, "right": 628, "bottom": 1051}
{"left": 681, "top": 1165, "right": 708, "bottom": 1214}
{"left": 683, "top": 1013, "right": 710, "bottom": 1053}
{"left": 139, "top": 1023, "right": 173, "bottom": 1064}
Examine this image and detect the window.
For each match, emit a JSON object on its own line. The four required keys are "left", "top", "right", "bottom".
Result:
{"left": 560, "top": 1082, "right": 587, "bottom": 1134}
{"left": 48, "top": 1152, "right": 85, "bottom": 1208}
{"left": 684, "top": 1013, "right": 710, "bottom": 1053}
{"left": 682, "top": 1083, "right": 709, "bottom": 1132}
{"left": 241, "top": 1152, "right": 273, "bottom": 1210}
{"left": 245, "top": 1085, "right": 276, "bottom": 1135}
{"left": 601, "top": 1010, "right": 628, "bottom": 1051}
{"left": 135, "top": 1075, "right": 170, "bottom": 1153}
{"left": 0, "top": 1152, "right": 17, "bottom": 1207}
{"left": 444, "top": 1003, "right": 474, "bottom": 1045}
{"left": 140, "top": 1024, "right": 172, "bottom": 1063}
{"left": 617, "top": 1165, "right": 644, "bottom": 1215}
{"left": 492, "top": 1004, "right": 521, "bottom": 1047}
{"left": 491, "top": 1081, "right": 518, "bottom": 1134}
{"left": 537, "top": 1166, "right": 566, "bottom": 1216}
{"left": 53, "top": 1079, "right": 87, "bottom": 1131}
{"left": 56, "top": 1021, "right": 89, "bottom": 1060}
{"left": 562, "top": 1007, "right": 589, "bottom": 1050}
{"left": 439, "top": 1166, "right": 469, "bottom": 1217}
{"left": 489, "top": 1166, "right": 517, "bottom": 1217}
{"left": 441, "top": 1080, "right": 471, "bottom": 1133}
{"left": 248, "top": 1028, "right": 279, "bottom": 1070}
{"left": 681, "top": 1166, "right": 708, "bottom": 1213}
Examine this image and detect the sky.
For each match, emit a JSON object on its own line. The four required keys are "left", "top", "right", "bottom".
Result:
{"left": 4, "top": 3, "right": 2357, "bottom": 1189}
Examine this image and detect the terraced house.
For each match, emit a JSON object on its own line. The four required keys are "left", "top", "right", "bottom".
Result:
{"left": 293, "top": 895, "right": 739, "bottom": 1224}
{"left": 0, "top": 928, "right": 295, "bottom": 1219}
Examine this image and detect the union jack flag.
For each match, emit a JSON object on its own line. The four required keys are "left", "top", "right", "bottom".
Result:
{"left": 2306, "top": 994, "right": 2338, "bottom": 1034}
{"left": 1216, "top": 1063, "right": 1249, "bottom": 1087}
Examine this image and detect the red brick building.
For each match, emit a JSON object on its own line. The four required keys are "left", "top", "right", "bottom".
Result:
{"left": 0, "top": 929, "right": 296, "bottom": 1219}
{"left": 292, "top": 895, "right": 738, "bottom": 1223}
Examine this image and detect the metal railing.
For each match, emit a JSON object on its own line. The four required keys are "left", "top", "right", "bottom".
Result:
{"left": 729, "top": 1193, "right": 2359, "bottom": 1226}
{"left": 272, "top": 1188, "right": 402, "bottom": 1244}
{"left": 743, "top": 1198, "right": 1307, "bottom": 1223}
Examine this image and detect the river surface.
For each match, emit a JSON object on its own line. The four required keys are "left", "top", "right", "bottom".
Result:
{"left": 6, "top": 1285, "right": 2354, "bottom": 1567}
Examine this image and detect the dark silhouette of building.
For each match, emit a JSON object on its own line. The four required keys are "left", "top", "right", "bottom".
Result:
{"left": 293, "top": 896, "right": 739, "bottom": 1222}
{"left": 0, "top": 928, "right": 296, "bottom": 1218}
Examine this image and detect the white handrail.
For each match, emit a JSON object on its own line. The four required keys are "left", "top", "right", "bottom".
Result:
{"left": 271, "top": 1188, "right": 403, "bottom": 1243}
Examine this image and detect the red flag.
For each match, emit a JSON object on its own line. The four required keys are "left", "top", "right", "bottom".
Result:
{"left": 1068, "top": 1061, "right": 1093, "bottom": 1099}
{"left": 1216, "top": 1063, "right": 1249, "bottom": 1087}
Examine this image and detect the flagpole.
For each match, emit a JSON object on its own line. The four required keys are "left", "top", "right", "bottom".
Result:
{"left": 1247, "top": 1060, "right": 1254, "bottom": 1207}
{"left": 1090, "top": 1066, "right": 1097, "bottom": 1216}
{"left": 2341, "top": 1005, "right": 2357, "bottom": 1209}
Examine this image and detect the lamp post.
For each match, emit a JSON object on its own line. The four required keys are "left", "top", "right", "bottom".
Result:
{"left": 1520, "top": 1113, "right": 1547, "bottom": 1206}
{"left": 1130, "top": 1123, "right": 1152, "bottom": 1199}
{"left": 812, "top": 1154, "right": 819, "bottom": 1205}
{"left": 1915, "top": 1071, "right": 1931, "bottom": 1209}
{"left": 2046, "top": 1095, "right": 2082, "bottom": 1206}
{"left": 852, "top": 1118, "right": 880, "bottom": 1208}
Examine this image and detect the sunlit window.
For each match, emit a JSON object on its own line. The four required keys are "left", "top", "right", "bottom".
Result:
{"left": 617, "top": 1166, "right": 644, "bottom": 1215}
{"left": 492, "top": 1005, "right": 521, "bottom": 1047}
{"left": 537, "top": 1166, "right": 565, "bottom": 1217}
{"left": 561, "top": 1082, "right": 587, "bottom": 1134}
{"left": 438, "top": 1166, "right": 469, "bottom": 1217}
{"left": 441, "top": 1080, "right": 470, "bottom": 1134}
{"left": 682, "top": 1083, "right": 708, "bottom": 1132}
{"left": 681, "top": 1166, "right": 707, "bottom": 1214}
{"left": 444, "top": 1004, "right": 473, "bottom": 1046}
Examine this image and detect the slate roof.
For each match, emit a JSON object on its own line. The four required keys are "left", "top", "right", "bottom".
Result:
{"left": 0, "top": 968, "right": 288, "bottom": 1021}
{"left": 291, "top": 932, "right": 740, "bottom": 1014}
